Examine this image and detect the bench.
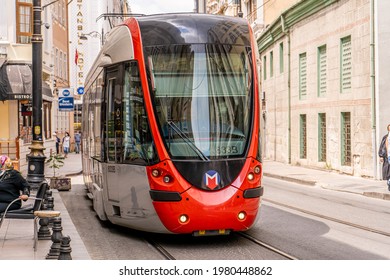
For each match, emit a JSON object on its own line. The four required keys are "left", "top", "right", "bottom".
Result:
{"left": 0, "top": 182, "right": 49, "bottom": 250}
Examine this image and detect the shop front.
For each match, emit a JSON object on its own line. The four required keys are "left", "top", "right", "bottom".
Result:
{"left": 0, "top": 60, "right": 53, "bottom": 171}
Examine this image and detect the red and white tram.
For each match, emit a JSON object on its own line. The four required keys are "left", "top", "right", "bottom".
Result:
{"left": 82, "top": 13, "right": 263, "bottom": 235}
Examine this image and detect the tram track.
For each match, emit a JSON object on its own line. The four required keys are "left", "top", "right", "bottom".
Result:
{"left": 145, "top": 237, "right": 177, "bottom": 260}
{"left": 264, "top": 198, "right": 390, "bottom": 238}
{"left": 145, "top": 232, "right": 297, "bottom": 260}
{"left": 235, "top": 232, "right": 299, "bottom": 260}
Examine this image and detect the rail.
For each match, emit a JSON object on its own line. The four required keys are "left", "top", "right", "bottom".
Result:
{"left": 0, "top": 138, "right": 20, "bottom": 170}
{"left": 0, "top": 138, "right": 19, "bottom": 160}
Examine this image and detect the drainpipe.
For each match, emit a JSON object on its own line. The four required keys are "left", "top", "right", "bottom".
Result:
{"left": 370, "top": 0, "right": 377, "bottom": 179}
{"left": 281, "top": 14, "right": 292, "bottom": 164}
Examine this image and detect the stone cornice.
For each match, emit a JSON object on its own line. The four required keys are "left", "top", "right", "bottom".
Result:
{"left": 257, "top": 0, "right": 339, "bottom": 53}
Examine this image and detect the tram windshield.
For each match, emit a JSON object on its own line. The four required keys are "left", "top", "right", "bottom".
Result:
{"left": 146, "top": 44, "right": 253, "bottom": 160}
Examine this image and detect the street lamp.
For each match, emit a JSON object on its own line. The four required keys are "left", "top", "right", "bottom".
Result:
{"left": 27, "top": 0, "right": 45, "bottom": 188}
{"left": 79, "top": 30, "right": 104, "bottom": 46}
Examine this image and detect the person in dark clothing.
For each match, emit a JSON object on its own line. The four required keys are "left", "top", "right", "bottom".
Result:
{"left": 74, "top": 131, "right": 81, "bottom": 154}
{"left": 0, "top": 155, "right": 30, "bottom": 213}
{"left": 378, "top": 124, "right": 390, "bottom": 191}
{"left": 54, "top": 132, "right": 61, "bottom": 154}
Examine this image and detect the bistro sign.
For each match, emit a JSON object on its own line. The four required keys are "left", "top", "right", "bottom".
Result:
{"left": 7, "top": 94, "right": 32, "bottom": 100}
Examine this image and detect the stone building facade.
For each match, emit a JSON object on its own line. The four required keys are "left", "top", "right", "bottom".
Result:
{"left": 258, "top": 0, "right": 373, "bottom": 177}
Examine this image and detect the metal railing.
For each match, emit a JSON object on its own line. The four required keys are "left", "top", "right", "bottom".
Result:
{"left": 0, "top": 138, "right": 20, "bottom": 160}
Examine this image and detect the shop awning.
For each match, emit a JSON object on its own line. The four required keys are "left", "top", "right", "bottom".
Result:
{"left": 0, "top": 61, "right": 52, "bottom": 101}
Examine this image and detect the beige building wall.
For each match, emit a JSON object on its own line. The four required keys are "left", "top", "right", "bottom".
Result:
{"left": 0, "top": 102, "right": 10, "bottom": 139}
{"left": 261, "top": 0, "right": 372, "bottom": 177}
{"left": 263, "top": 0, "right": 300, "bottom": 25}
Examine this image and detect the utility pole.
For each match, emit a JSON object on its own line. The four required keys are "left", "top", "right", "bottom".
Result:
{"left": 27, "top": 0, "right": 46, "bottom": 187}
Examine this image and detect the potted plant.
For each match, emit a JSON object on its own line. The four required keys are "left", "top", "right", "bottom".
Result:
{"left": 46, "top": 153, "right": 71, "bottom": 191}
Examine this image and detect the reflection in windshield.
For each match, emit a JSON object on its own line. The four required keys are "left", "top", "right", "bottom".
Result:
{"left": 145, "top": 44, "right": 252, "bottom": 160}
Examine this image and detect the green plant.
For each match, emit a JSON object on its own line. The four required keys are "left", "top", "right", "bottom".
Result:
{"left": 325, "top": 162, "right": 332, "bottom": 170}
{"left": 46, "top": 153, "right": 65, "bottom": 178}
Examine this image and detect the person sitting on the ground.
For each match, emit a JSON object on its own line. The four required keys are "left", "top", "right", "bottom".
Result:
{"left": 0, "top": 155, "right": 30, "bottom": 213}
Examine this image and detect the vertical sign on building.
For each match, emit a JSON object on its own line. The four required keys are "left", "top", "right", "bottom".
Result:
{"left": 76, "top": 0, "right": 85, "bottom": 93}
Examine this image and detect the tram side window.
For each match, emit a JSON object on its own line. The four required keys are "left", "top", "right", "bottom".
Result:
{"left": 106, "top": 75, "right": 123, "bottom": 163}
{"left": 123, "top": 61, "right": 158, "bottom": 164}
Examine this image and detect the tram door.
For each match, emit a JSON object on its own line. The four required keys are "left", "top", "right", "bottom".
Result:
{"left": 104, "top": 67, "right": 122, "bottom": 204}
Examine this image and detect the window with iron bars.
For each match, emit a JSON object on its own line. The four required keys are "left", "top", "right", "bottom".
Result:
{"left": 300, "top": 114, "right": 307, "bottom": 159}
{"left": 318, "top": 113, "right": 326, "bottom": 162}
{"left": 341, "top": 112, "right": 351, "bottom": 166}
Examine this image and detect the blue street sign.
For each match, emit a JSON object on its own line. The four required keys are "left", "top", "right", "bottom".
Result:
{"left": 62, "top": 89, "right": 71, "bottom": 96}
{"left": 77, "top": 87, "right": 85, "bottom": 95}
{"left": 59, "top": 97, "right": 74, "bottom": 111}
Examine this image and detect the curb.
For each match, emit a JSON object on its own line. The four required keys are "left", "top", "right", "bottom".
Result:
{"left": 65, "top": 170, "right": 83, "bottom": 177}
{"left": 263, "top": 172, "right": 317, "bottom": 186}
{"left": 264, "top": 173, "right": 390, "bottom": 201}
{"left": 363, "top": 192, "right": 390, "bottom": 201}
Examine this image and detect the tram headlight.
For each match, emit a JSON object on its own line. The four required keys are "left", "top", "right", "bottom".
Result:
{"left": 163, "top": 175, "right": 172, "bottom": 183}
{"left": 179, "top": 214, "right": 189, "bottom": 224}
{"left": 237, "top": 211, "right": 246, "bottom": 221}
{"left": 247, "top": 172, "right": 254, "bottom": 181}
{"left": 254, "top": 165, "right": 261, "bottom": 174}
{"left": 151, "top": 169, "right": 160, "bottom": 177}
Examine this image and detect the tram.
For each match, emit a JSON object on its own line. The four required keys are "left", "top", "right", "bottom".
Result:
{"left": 81, "top": 13, "right": 263, "bottom": 235}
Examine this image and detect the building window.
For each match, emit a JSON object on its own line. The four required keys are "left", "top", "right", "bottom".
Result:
{"left": 43, "top": 102, "right": 52, "bottom": 140}
{"left": 263, "top": 55, "right": 267, "bottom": 80}
{"left": 340, "top": 36, "right": 352, "bottom": 93}
{"left": 300, "top": 114, "right": 307, "bottom": 159}
{"left": 280, "top": 42, "right": 284, "bottom": 73}
{"left": 59, "top": 51, "right": 63, "bottom": 78}
{"left": 318, "top": 113, "right": 326, "bottom": 162}
{"left": 341, "top": 112, "right": 351, "bottom": 166}
{"left": 58, "top": 0, "right": 62, "bottom": 24}
{"left": 299, "top": 53, "right": 307, "bottom": 99}
{"left": 55, "top": 48, "right": 59, "bottom": 77}
{"left": 16, "top": 0, "right": 33, "bottom": 44}
{"left": 64, "top": 54, "right": 68, "bottom": 81}
{"left": 270, "top": 51, "right": 273, "bottom": 78}
{"left": 62, "top": 0, "right": 66, "bottom": 25}
{"left": 19, "top": 101, "right": 32, "bottom": 144}
{"left": 318, "top": 45, "right": 327, "bottom": 97}
{"left": 247, "top": 0, "right": 257, "bottom": 24}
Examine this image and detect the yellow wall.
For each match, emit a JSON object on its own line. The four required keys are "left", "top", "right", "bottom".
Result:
{"left": 0, "top": 102, "right": 10, "bottom": 139}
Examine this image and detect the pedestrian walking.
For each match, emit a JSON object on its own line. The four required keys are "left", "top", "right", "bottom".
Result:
{"left": 54, "top": 132, "right": 61, "bottom": 154}
{"left": 74, "top": 131, "right": 81, "bottom": 154}
{"left": 0, "top": 155, "right": 30, "bottom": 213}
{"left": 62, "top": 132, "right": 71, "bottom": 158}
{"left": 378, "top": 124, "right": 390, "bottom": 191}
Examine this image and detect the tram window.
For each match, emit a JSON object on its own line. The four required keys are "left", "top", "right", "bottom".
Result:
{"left": 122, "top": 61, "right": 158, "bottom": 164}
{"left": 145, "top": 44, "right": 252, "bottom": 159}
{"left": 106, "top": 73, "right": 123, "bottom": 163}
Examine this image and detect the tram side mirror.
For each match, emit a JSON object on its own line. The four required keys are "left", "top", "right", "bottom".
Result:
{"left": 98, "top": 55, "right": 112, "bottom": 67}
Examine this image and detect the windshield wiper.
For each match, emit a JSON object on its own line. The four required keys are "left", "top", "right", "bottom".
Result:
{"left": 167, "top": 121, "right": 209, "bottom": 161}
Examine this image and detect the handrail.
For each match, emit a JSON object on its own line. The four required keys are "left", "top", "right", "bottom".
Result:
{"left": 0, "top": 196, "right": 43, "bottom": 229}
